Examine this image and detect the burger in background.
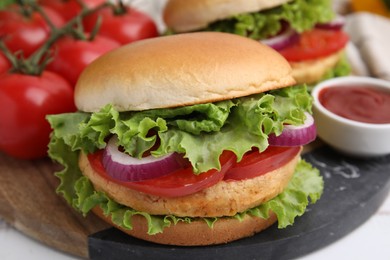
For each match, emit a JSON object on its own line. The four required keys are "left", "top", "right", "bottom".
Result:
{"left": 47, "top": 32, "right": 323, "bottom": 245}
{"left": 163, "top": 0, "right": 351, "bottom": 86}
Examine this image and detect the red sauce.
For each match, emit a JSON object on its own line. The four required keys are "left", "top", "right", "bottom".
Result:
{"left": 319, "top": 86, "right": 390, "bottom": 124}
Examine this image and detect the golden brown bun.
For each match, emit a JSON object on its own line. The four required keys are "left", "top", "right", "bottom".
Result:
{"left": 164, "top": 0, "right": 292, "bottom": 33}
{"left": 79, "top": 149, "right": 301, "bottom": 217}
{"left": 75, "top": 32, "right": 295, "bottom": 112}
{"left": 291, "top": 50, "right": 345, "bottom": 84}
{"left": 93, "top": 206, "right": 277, "bottom": 246}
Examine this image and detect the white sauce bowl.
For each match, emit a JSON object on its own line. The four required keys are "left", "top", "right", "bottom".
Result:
{"left": 311, "top": 76, "right": 390, "bottom": 157}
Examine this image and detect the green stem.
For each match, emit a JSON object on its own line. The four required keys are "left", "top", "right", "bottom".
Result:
{"left": 0, "top": 41, "right": 20, "bottom": 69}
{"left": 88, "top": 15, "right": 102, "bottom": 41}
{"left": 15, "top": 0, "right": 33, "bottom": 17}
{"left": 113, "top": 0, "right": 127, "bottom": 15}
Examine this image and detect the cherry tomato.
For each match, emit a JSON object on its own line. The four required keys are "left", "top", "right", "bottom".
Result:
{"left": 0, "top": 71, "right": 76, "bottom": 159}
{"left": 47, "top": 35, "right": 120, "bottom": 86}
{"left": 83, "top": 7, "right": 158, "bottom": 45}
{"left": 223, "top": 146, "right": 301, "bottom": 180}
{"left": 0, "top": 52, "right": 10, "bottom": 75}
{"left": 0, "top": 5, "right": 64, "bottom": 57}
{"left": 89, "top": 150, "right": 236, "bottom": 198}
{"left": 38, "top": 0, "right": 106, "bottom": 22}
{"left": 279, "top": 29, "right": 349, "bottom": 62}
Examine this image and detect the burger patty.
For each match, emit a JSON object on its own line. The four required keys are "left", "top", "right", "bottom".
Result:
{"left": 290, "top": 50, "right": 345, "bottom": 84}
{"left": 79, "top": 147, "right": 301, "bottom": 218}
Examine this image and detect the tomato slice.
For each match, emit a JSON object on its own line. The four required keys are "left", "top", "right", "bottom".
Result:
{"left": 88, "top": 150, "right": 236, "bottom": 198}
{"left": 278, "top": 28, "right": 349, "bottom": 62}
{"left": 224, "top": 146, "right": 301, "bottom": 181}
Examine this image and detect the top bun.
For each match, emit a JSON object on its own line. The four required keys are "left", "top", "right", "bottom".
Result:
{"left": 164, "top": 0, "right": 292, "bottom": 33}
{"left": 75, "top": 32, "right": 295, "bottom": 112}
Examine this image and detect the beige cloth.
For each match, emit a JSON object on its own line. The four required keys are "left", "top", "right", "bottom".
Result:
{"left": 345, "top": 12, "right": 390, "bottom": 81}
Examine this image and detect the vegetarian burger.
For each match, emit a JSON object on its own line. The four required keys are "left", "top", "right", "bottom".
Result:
{"left": 163, "top": 0, "right": 351, "bottom": 85}
{"left": 47, "top": 32, "right": 323, "bottom": 246}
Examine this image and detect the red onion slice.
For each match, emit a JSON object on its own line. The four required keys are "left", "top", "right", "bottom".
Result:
{"left": 260, "top": 28, "right": 300, "bottom": 51}
{"left": 268, "top": 113, "right": 317, "bottom": 146}
{"left": 102, "top": 136, "right": 187, "bottom": 182}
{"left": 315, "top": 15, "right": 345, "bottom": 30}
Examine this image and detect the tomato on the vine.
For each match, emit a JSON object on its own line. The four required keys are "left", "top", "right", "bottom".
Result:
{"left": 47, "top": 35, "right": 120, "bottom": 86}
{"left": 0, "top": 71, "right": 76, "bottom": 159}
{"left": 38, "top": 0, "right": 106, "bottom": 22}
{"left": 83, "top": 7, "right": 159, "bottom": 45}
{"left": 279, "top": 28, "right": 349, "bottom": 62}
{"left": 0, "top": 5, "right": 64, "bottom": 57}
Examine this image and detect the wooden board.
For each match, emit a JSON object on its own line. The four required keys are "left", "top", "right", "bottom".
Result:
{"left": 0, "top": 152, "right": 109, "bottom": 258}
{"left": 0, "top": 144, "right": 389, "bottom": 259}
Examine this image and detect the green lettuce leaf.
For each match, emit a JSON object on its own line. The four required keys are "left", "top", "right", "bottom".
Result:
{"left": 245, "top": 160, "right": 323, "bottom": 228}
{"left": 47, "top": 86, "right": 312, "bottom": 174}
{"left": 204, "top": 0, "right": 334, "bottom": 39}
{"left": 321, "top": 53, "right": 352, "bottom": 81}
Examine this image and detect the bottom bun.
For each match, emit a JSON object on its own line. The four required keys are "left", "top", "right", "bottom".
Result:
{"left": 92, "top": 206, "right": 277, "bottom": 246}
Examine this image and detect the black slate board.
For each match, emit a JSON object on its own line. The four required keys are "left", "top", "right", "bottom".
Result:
{"left": 88, "top": 146, "right": 390, "bottom": 260}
